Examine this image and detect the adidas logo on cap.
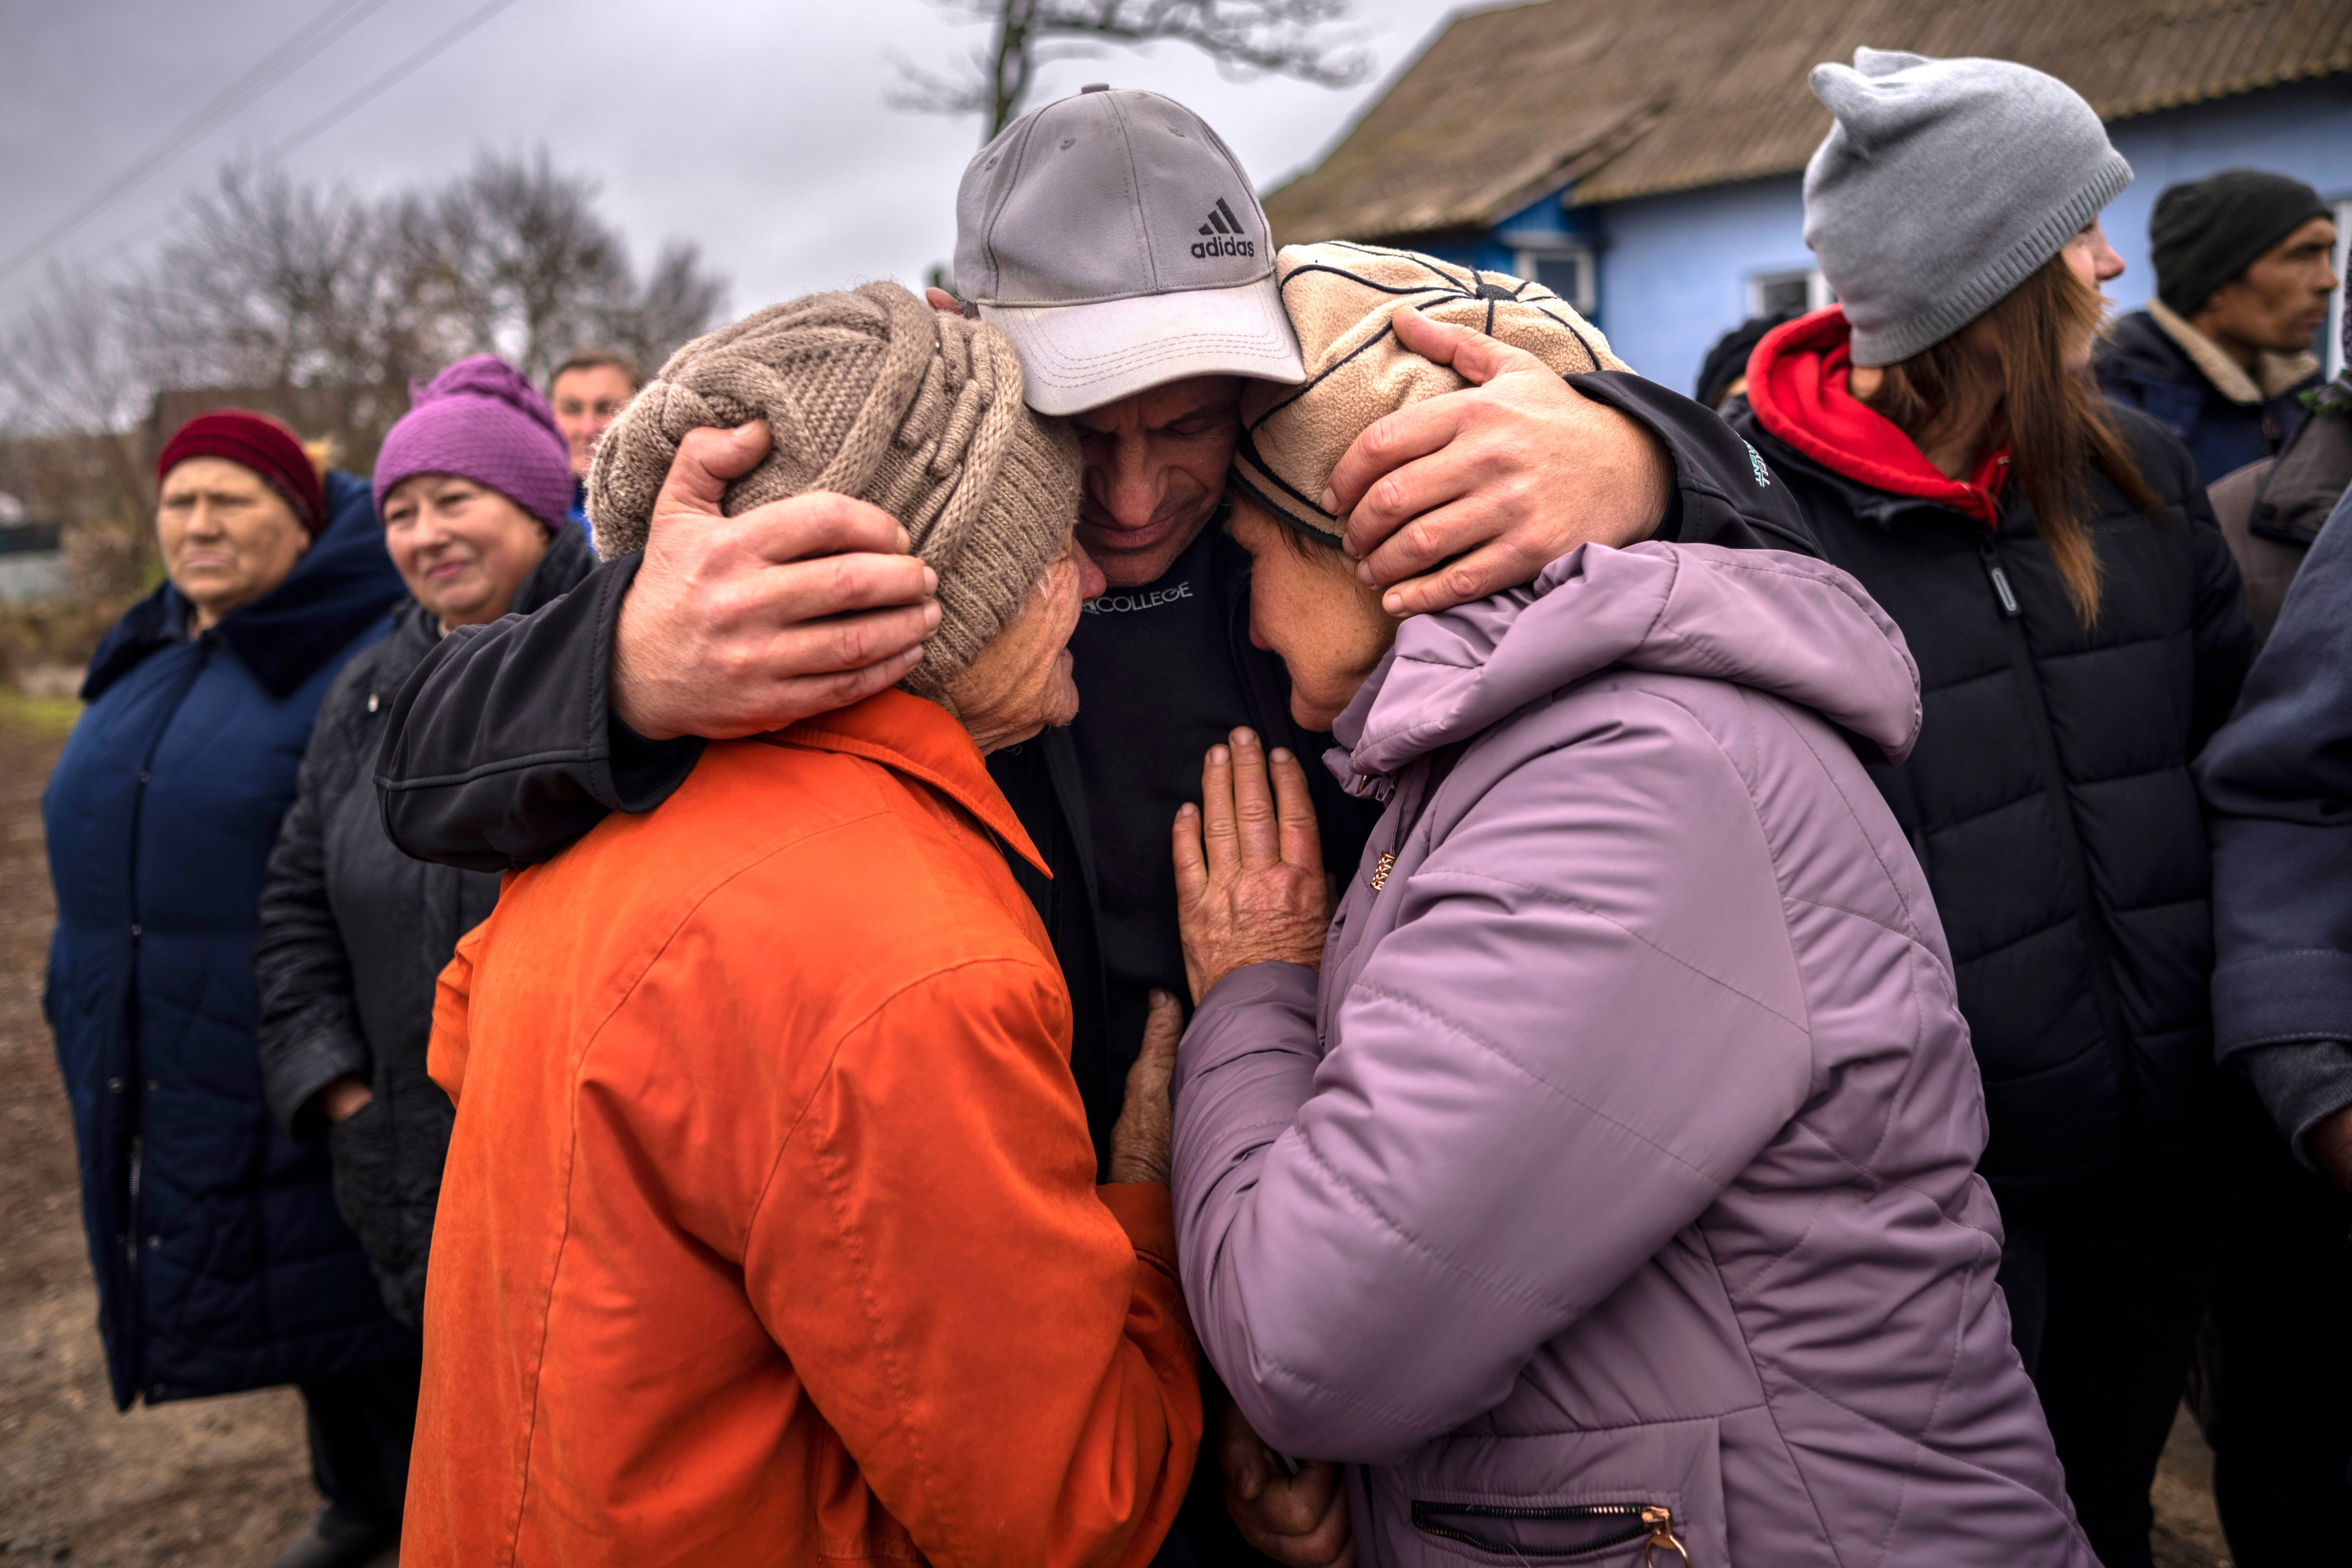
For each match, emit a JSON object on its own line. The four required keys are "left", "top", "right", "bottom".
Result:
{"left": 1191, "top": 197, "right": 1256, "bottom": 258}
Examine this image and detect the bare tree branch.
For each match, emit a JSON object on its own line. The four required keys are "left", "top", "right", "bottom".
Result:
{"left": 894, "top": 0, "right": 1369, "bottom": 140}
{"left": 0, "top": 267, "right": 154, "bottom": 531}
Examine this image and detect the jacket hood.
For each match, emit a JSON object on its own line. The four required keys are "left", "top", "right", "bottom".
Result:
{"left": 83, "top": 469, "right": 405, "bottom": 702}
{"left": 1745, "top": 306, "right": 2010, "bottom": 526}
{"left": 1333, "top": 540, "right": 1922, "bottom": 785}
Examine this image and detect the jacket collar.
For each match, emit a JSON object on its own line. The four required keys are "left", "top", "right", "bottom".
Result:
{"left": 766, "top": 689, "right": 1051, "bottom": 876}
{"left": 1745, "top": 306, "right": 2011, "bottom": 528}
{"left": 82, "top": 469, "right": 407, "bottom": 703}
{"left": 2147, "top": 297, "right": 2320, "bottom": 405}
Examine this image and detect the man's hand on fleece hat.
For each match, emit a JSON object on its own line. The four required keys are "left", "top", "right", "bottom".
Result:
{"left": 611, "top": 421, "right": 941, "bottom": 741}
{"left": 1324, "top": 306, "right": 1670, "bottom": 618}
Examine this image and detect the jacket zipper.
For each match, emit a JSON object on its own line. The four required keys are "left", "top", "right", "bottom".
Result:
{"left": 115, "top": 635, "right": 208, "bottom": 1395}
{"left": 1975, "top": 535, "right": 2141, "bottom": 1171}
{"left": 1411, "top": 1501, "right": 1688, "bottom": 1563}
{"left": 1365, "top": 743, "right": 1470, "bottom": 894}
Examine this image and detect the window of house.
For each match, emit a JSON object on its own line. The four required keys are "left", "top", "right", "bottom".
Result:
{"left": 1748, "top": 267, "right": 1833, "bottom": 319}
{"left": 1513, "top": 245, "right": 1596, "bottom": 314}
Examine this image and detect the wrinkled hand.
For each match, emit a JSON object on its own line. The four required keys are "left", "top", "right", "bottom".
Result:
{"left": 1107, "top": 990, "right": 1181, "bottom": 1185}
{"left": 1222, "top": 1401, "right": 1355, "bottom": 1566}
{"left": 1324, "top": 306, "right": 1670, "bottom": 617}
{"left": 2312, "top": 1102, "right": 2352, "bottom": 1195}
{"left": 1174, "top": 728, "right": 1330, "bottom": 1005}
{"left": 611, "top": 421, "right": 941, "bottom": 740}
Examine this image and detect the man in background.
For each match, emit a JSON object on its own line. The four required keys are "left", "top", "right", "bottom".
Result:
{"left": 2195, "top": 306, "right": 2352, "bottom": 1551}
{"left": 546, "top": 347, "right": 642, "bottom": 540}
{"left": 2098, "top": 169, "right": 2336, "bottom": 484}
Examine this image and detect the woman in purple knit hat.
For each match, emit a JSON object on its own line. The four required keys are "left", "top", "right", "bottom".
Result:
{"left": 250, "top": 356, "right": 596, "bottom": 1568}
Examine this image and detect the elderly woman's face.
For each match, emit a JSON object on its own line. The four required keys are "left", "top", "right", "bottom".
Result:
{"left": 383, "top": 474, "right": 551, "bottom": 632}
{"left": 1229, "top": 497, "right": 1398, "bottom": 732}
{"left": 156, "top": 456, "right": 311, "bottom": 632}
{"left": 945, "top": 537, "right": 1106, "bottom": 754}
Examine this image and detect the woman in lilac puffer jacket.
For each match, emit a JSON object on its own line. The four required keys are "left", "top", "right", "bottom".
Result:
{"left": 1167, "top": 243, "right": 2091, "bottom": 1566}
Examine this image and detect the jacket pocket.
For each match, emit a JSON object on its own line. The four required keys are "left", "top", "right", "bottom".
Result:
{"left": 328, "top": 1099, "right": 407, "bottom": 1282}
{"left": 1370, "top": 1415, "right": 1727, "bottom": 1566}
{"left": 1411, "top": 1500, "right": 1686, "bottom": 1562}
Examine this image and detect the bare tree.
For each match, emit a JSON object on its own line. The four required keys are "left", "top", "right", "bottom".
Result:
{"left": 399, "top": 151, "right": 726, "bottom": 383}
{"left": 127, "top": 164, "right": 439, "bottom": 454}
{"left": 893, "top": 0, "right": 1368, "bottom": 141}
{"left": 609, "top": 241, "right": 729, "bottom": 374}
{"left": 0, "top": 267, "right": 157, "bottom": 527}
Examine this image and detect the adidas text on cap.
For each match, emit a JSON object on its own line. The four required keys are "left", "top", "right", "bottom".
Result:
{"left": 954, "top": 87, "right": 1307, "bottom": 416}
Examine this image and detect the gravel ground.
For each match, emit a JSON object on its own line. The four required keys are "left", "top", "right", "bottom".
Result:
{"left": 0, "top": 703, "right": 2231, "bottom": 1566}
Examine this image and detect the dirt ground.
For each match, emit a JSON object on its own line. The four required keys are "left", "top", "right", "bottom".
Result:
{"left": 0, "top": 703, "right": 2234, "bottom": 1566}
{"left": 0, "top": 713, "right": 331, "bottom": 1565}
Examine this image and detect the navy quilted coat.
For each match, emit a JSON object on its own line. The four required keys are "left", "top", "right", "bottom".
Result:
{"left": 43, "top": 469, "right": 412, "bottom": 1408}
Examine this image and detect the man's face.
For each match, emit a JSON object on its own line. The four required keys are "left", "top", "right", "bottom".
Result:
{"left": 550, "top": 364, "right": 638, "bottom": 479}
{"left": 2198, "top": 215, "right": 2341, "bottom": 355}
{"left": 1070, "top": 375, "right": 1243, "bottom": 586}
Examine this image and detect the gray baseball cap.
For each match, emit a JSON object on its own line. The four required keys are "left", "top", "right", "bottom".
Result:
{"left": 954, "top": 86, "right": 1307, "bottom": 416}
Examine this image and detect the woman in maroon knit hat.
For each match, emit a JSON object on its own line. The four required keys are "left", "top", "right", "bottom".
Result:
{"left": 44, "top": 407, "right": 412, "bottom": 1568}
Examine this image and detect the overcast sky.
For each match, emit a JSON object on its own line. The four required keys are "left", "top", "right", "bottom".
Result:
{"left": 0, "top": 0, "right": 1461, "bottom": 326}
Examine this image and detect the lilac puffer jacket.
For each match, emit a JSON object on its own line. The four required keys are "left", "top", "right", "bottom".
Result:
{"left": 1171, "top": 542, "right": 2090, "bottom": 1567}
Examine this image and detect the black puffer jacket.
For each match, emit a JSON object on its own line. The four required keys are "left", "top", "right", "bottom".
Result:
{"left": 1735, "top": 311, "right": 2254, "bottom": 1219}
{"left": 255, "top": 526, "right": 594, "bottom": 1323}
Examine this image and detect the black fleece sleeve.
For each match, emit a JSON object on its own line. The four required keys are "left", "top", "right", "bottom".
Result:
{"left": 1567, "top": 372, "right": 1820, "bottom": 558}
{"left": 2197, "top": 485, "right": 2352, "bottom": 1162}
{"left": 374, "top": 551, "right": 703, "bottom": 871}
{"left": 256, "top": 660, "right": 374, "bottom": 1136}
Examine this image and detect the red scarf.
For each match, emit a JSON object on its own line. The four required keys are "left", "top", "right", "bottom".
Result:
{"left": 1744, "top": 306, "right": 2010, "bottom": 526}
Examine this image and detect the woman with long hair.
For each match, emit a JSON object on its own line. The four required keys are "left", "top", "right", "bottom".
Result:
{"left": 1728, "top": 51, "right": 2253, "bottom": 1568}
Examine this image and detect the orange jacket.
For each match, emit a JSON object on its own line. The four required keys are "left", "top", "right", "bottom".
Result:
{"left": 406, "top": 690, "right": 1200, "bottom": 1567}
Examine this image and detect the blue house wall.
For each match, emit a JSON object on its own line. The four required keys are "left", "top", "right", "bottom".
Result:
{"left": 1499, "top": 78, "right": 2352, "bottom": 399}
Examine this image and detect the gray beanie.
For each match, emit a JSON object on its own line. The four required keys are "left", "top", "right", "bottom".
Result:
{"left": 589, "top": 282, "right": 1079, "bottom": 701}
{"left": 1803, "top": 48, "right": 2134, "bottom": 366}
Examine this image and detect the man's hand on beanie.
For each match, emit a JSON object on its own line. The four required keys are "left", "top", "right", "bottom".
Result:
{"left": 924, "top": 286, "right": 981, "bottom": 320}
{"left": 1326, "top": 307, "right": 1670, "bottom": 617}
{"left": 611, "top": 422, "right": 940, "bottom": 741}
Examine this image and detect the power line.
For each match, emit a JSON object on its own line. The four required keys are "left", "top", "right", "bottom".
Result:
{"left": 265, "top": 0, "right": 530, "bottom": 162}
{"left": 0, "top": 0, "right": 401, "bottom": 284}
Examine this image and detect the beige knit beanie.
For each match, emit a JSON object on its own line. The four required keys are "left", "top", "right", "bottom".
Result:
{"left": 1234, "top": 242, "right": 1628, "bottom": 540}
{"left": 588, "top": 281, "right": 1080, "bottom": 699}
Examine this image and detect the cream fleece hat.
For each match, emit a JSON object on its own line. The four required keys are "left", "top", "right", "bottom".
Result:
{"left": 1233, "top": 242, "right": 1627, "bottom": 540}
{"left": 589, "top": 282, "right": 1080, "bottom": 698}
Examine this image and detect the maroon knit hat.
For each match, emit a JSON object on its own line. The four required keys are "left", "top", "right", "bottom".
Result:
{"left": 156, "top": 410, "right": 327, "bottom": 537}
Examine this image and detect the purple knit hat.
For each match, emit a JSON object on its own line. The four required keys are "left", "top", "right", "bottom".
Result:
{"left": 372, "top": 355, "right": 576, "bottom": 529}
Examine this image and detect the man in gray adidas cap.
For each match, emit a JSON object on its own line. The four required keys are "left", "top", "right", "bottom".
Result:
{"left": 374, "top": 80, "right": 1813, "bottom": 1568}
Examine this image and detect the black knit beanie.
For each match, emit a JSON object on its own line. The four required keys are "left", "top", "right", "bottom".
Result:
{"left": 1695, "top": 311, "right": 1799, "bottom": 411}
{"left": 2151, "top": 169, "right": 2328, "bottom": 318}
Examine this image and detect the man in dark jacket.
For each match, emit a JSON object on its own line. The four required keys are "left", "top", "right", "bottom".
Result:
{"left": 2207, "top": 347, "right": 2352, "bottom": 641}
{"left": 2096, "top": 169, "right": 2335, "bottom": 485}
{"left": 376, "top": 87, "right": 1812, "bottom": 1568}
{"left": 2192, "top": 327, "right": 2352, "bottom": 1562}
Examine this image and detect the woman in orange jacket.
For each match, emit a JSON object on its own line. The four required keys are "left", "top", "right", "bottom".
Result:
{"left": 404, "top": 285, "right": 1200, "bottom": 1567}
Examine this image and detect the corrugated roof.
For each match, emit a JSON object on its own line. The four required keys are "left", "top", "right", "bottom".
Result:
{"left": 1263, "top": 0, "right": 2352, "bottom": 245}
